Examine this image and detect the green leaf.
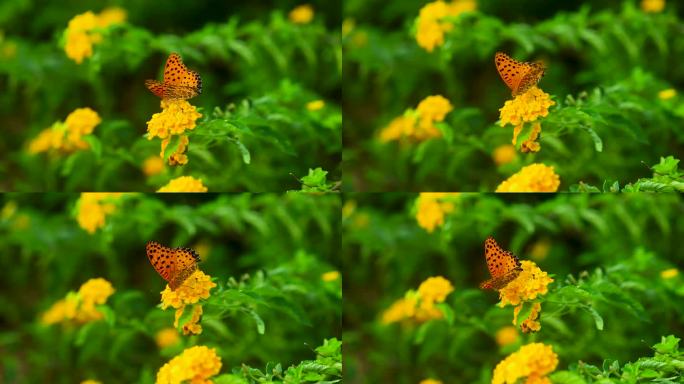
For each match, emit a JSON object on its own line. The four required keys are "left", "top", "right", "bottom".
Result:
{"left": 250, "top": 310, "right": 266, "bottom": 334}
{"left": 584, "top": 306, "right": 604, "bottom": 330}
{"left": 549, "top": 371, "right": 588, "bottom": 384}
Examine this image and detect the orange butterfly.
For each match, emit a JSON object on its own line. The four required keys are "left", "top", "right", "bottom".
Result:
{"left": 494, "top": 52, "right": 545, "bottom": 96}
{"left": 145, "top": 53, "right": 202, "bottom": 100}
{"left": 146, "top": 241, "right": 201, "bottom": 290}
{"left": 479, "top": 236, "right": 522, "bottom": 290}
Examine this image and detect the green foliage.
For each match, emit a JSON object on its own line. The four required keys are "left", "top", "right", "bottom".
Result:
{"left": 0, "top": 1, "right": 341, "bottom": 191}
{"left": 342, "top": 193, "right": 684, "bottom": 383}
{"left": 0, "top": 193, "right": 341, "bottom": 383}
{"left": 573, "top": 155, "right": 684, "bottom": 192}
{"left": 343, "top": 1, "right": 684, "bottom": 191}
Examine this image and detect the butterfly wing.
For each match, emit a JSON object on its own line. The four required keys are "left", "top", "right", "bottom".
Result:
{"left": 146, "top": 241, "right": 176, "bottom": 283}
{"left": 495, "top": 52, "right": 544, "bottom": 96}
{"left": 479, "top": 236, "right": 522, "bottom": 290}
{"left": 168, "top": 247, "right": 200, "bottom": 289}
{"left": 145, "top": 80, "right": 165, "bottom": 98}
{"left": 162, "top": 52, "right": 202, "bottom": 99}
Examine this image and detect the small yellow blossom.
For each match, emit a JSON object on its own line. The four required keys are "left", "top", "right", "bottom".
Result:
{"left": 495, "top": 326, "right": 518, "bottom": 347}
{"left": 322, "top": 271, "right": 341, "bottom": 282}
{"left": 658, "top": 88, "right": 676, "bottom": 100}
{"left": 76, "top": 193, "right": 122, "bottom": 234}
{"left": 175, "top": 304, "right": 203, "bottom": 335}
{"left": 420, "top": 380, "right": 443, "bottom": 384}
{"left": 155, "top": 327, "right": 181, "bottom": 348}
{"left": 81, "top": 380, "right": 102, "bottom": 384}
{"left": 498, "top": 261, "right": 553, "bottom": 307}
{"left": 641, "top": 0, "right": 665, "bottom": 13}
{"left": 379, "top": 115, "right": 417, "bottom": 142}
{"left": 64, "top": 9, "right": 126, "bottom": 64}
{"left": 416, "top": 0, "right": 476, "bottom": 52}
{"left": 160, "top": 270, "right": 216, "bottom": 310}
{"left": 416, "top": 95, "right": 453, "bottom": 134}
{"left": 289, "top": 4, "right": 314, "bottom": 24}
{"left": 514, "top": 302, "right": 542, "bottom": 333}
{"left": 147, "top": 100, "right": 202, "bottom": 140}
{"left": 496, "top": 163, "right": 560, "bottom": 192}
{"left": 492, "top": 343, "right": 558, "bottom": 384}
{"left": 28, "top": 108, "right": 101, "bottom": 154}
{"left": 382, "top": 276, "right": 454, "bottom": 324}
{"left": 520, "top": 122, "right": 541, "bottom": 153}
{"left": 157, "top": 176, "right": 208, "bottom": 192}
{"left": 41, "top": 278, "right": 115, "bottom": 325}
{"left": 307, "top": 99, "right": 325, "bottom": 111}
{"left": 380, "top": 95, "right": 453, "bottom": 142}
{"left": 661, "top": 268, "right": 678, "bottom": 279}
{"left": 415, "top": 193, "right": 459, "bottom": 232}
{"left": 529, "top": 238, "right": 551, "bottom": 261}
{"left": 162, "top": 135, "right": 190, "bottom": 166}
{"left": 143, "top": 156, "right": 165, "bottom": 176}
{"left": 156, "top": 345, "right": 222, "bottom": 384}
{"left": 499, "top": 87, "right": 554, "bottom": 152}
{"left": 493, "top": 145, "right": 517, "bottom": 166}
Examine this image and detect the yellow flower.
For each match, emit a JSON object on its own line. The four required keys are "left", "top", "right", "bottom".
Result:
{"left": 28, "top": 128, "right": 56, "bottom": 154}
{"left": 156, "top": 345, "right": 222, "bottom": 384}
{"left": 175, "top": 304, "right": 203, "bottom": 335}
{"left": 416, "top": 0, "right": 476, "bottom": 52}
{"left": 28, "top": 108, "right": 101, "bottom": 154}
{"left": 64, "top": 9, "right": 126, "bottom": 64}
{"left": 659, "top": 88, "right": 676, "bottom": 100}
{"left": 143, "top": 156, "right": 165, "bottom": 176}
{"left": 420, "top": 380, "right": 443, "bottom": 384}
{"left": 381, "top": 296, "right": 417, "bottom": 324}
{"left": 162, "top": 135, "right": 190, "bottom": 166}
{"left": 66, "top": 107, "right": 101, "bottom": 136}
{"left": 322, "top": 271, "right": 341, "bottom": 282}
{"left": 415, "top": 193, "right": 459, "bottom": 232}
{"left": 342, "top": 18, "right": 355, "bottom": 37}
{"left": 498, "top": 261, "right": 553, "bottom": 307}
{"left": 416, "top": 95, "right": 453, "bottom": 131}
{"left": 641, "top": 0, "right": 665, "bottom": 13}
{"left": 520, "top": 122, "right": 541, "bottom": 153}
{"left": 155, "top": 327, "right": 181, "bottom": 348}
{"left": 81, "top": 380, "right": 102, "bottom": 384}
{"left": 379, "top": 115, "right": 417, "bottom": 142}
{"left": 380, "top": 95, "right": 453, "bottom": 142}
{"left": 661, "top": 268, "right": 678, "bottom": 279}
{"left": 307, "top": 99, "right": 325, "bottom": 111}
{"left": 157, "top": 176, "right": 208, "bottom": 192}
{"left": 499, "top": 87, "right": 554, "bottom": 151}
{"left": 495, "top": 326, "right": 518, "bottom": 346}
{"left": 496, "top": 163, "right": 560, "bottom": 192}
{"left": 289, "top": 4, "right": 314, "bottom": 24}
{"left": 492, "top": 343, "right": 558, "bottom": 384}
{"left": 76, "top": 193, "right": 122, "bottom": 234}
{"left": 418, "top": 276, "right": 454, "bottom": 304}
{"left": 492, "top": 144, "right": 517, "bottom": 166}
{"left": 514, "top": 302, "right": 542, "bottom": 333}
{"left": 147, "top": 100, "right": 202, "bottom": 140}
{"left": 41, "top": 278, "right": 115, "bottom": 325}
{"left": 160, "top": 270, "right": 216, "bottom": 310}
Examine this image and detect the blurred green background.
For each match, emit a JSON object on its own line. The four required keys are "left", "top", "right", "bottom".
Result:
{"left": 0, "top": 192, "right": 341, "bottom": 383}
{"left": 343, "top": 0, "right": 684, "bottom": 191}
{"left": 0, "top": 1, "right": 341, "bottom": 191}
{"left": 342, "top": 192, "right": 684, "bottom": 383}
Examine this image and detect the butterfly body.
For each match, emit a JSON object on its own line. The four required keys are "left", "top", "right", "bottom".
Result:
{"left": 479, "top": 236, "right": 522, "bottom": 290}
{"left": 495, "top": 52, "right": 545, "bottom": 96}
{"left": 146, "top": 241, "right": 201, "bottom": 290}
{"left": 145, "top": 53, "right": 202, "bottom": 100}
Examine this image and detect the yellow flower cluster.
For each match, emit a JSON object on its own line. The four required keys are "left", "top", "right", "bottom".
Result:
{"left": 492, "top": 343, "right": 558, "bottom": 384}
{"left": 157, "top": 176, "right": 208, "bottom": 192}
{"left": 307, "top": 99, "right": 325, "bottom": 111}
{"left": 160, "top": 270, "right": 216, "bottom": 336}
{"left": 420, "top": 380, "right": 443, "bottom": 384}
{"left": 64, "top": 8, "right": 126, "bottom": 64}
{"left": 156, "top": 345, "right": 222, "bottom": 384}
{"left": 289, "top": 4, "right": 314, "bottom": 24}
{"left": 492, "top": 144, "right": 517, "bottom": 166}
{"left": 81, "top": 380, "right": 101, "bottom": 384}
{"left": 381, "top": 276, "right": 454, "bottom": 324}
{"left": 155, "top": 327, "right": 181, "bottom": 349}
{"left": 380, "top": 95, "right": 453, "bottom": 142}
{"left": 416, "top": 0, "right": 476, "bottom": 52}
{"left": 495, "top": 261, "right": 553, "bottom": 333}
{"left": 641, "top": 0, "right": 665, "bottom": 13}
{"left": 76, "top": 193, "right": 122, "bottom": 234}
{"left": 28, "top": 108, "right": 101, "bottom": 154}
{"left": 143, "top": 155, "right": 165, "bottom": 176}
{"left": 41, "top": 278, "right": 115, "bottom": 325}
{"left": 496, "top": 163, "right": 560, "bottom": 192}
{"left": 499, "top": 87, "right": 555, "bottom": 153}
{"left": 147, "top": 99, "right": 202, "bottom": 166}
{"left": 658, "top": 88, "right": 676, "bottom": 100}
{"left": 415, "top": 193, "right": 459, "bottom": 232}
{"left": 495, "top": 326, "right": 519, "bottom": 347}
{"left": 661, "top": 268, "right": 678, "bottom": 279}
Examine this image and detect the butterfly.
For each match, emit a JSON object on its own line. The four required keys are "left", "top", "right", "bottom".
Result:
{"left": 494, "top": 52, "right": 545, "bottom": 96}
{"left": 146, "top": 241, "right": 201, "bottom": 290}
{"left": 479, "top": 236, "right": 523, "bottom": 290}
{"left": 145, "top": 53, "right": 202, "bottom": 100}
